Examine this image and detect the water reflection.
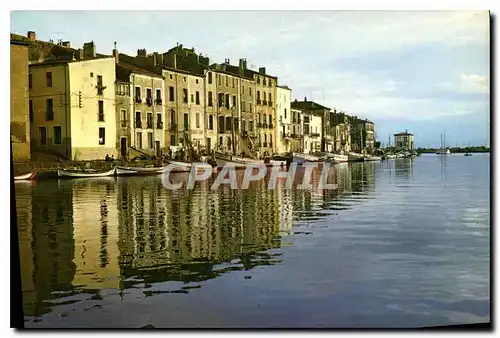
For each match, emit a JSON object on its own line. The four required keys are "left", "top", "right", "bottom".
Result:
{"left": 16, "top": 163, "right": 375, "bottom": 318}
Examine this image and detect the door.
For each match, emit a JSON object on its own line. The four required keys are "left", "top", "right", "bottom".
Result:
{"left": 155, "top": 141, "right": 161, "bottom": 157}
{"left": 120, "top": 137, "right": 127, "bottom": 157}
{"left": 206, "top": 137, "right": 211, "bottom": 152}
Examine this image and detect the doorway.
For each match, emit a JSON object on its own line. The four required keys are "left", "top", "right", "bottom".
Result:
{"left": 155, "top": 141, "right": 161, "bottom": 158}
{"left": 120, "top": 137, "right": 127, "bottom": 158}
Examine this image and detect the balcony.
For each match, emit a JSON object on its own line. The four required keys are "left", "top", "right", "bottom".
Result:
{"left": 120, "top": 120, "right": 128, "bottom": 128}
{"left": 263, "top": 100, "right": 267, "bottom": 106}
{"left": 310, "top": 133, "right": 320, "bottom": 138}
{"left": 156, "top": 98, "right": 163, "bottom": 105}
{"left": 135, "top": 120, "right": 142, "bottom": 128}
{"left": 135, "top": 97, "right": 142, "bottom": 104}
{"left": 156, "top": 121, "right": 163, "bottom": 129}
{"left": 97, "top": 85, "right": 106, "bottom": 96}
{"left": 268, "top": 101, "right": 273, "bottom": 107}
{"left": 146, "top": 97, "right": 153, "bottom": 106}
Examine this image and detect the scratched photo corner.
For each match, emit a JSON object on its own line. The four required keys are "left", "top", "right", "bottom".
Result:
{"left": 10, "top": 10, "right": 491, "bottom": 329}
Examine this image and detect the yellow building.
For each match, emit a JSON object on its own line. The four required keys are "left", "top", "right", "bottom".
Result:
{"left": 29, "top": 43, "right": 118, "bottom": 160}
{"left": 303, "top": 113, "right": 322, "bottom": 154}
{"left": 394, "top": 130, "right": 414, "bottom": 151}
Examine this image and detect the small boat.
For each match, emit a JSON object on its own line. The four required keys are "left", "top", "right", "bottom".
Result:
{"left": 115, "top": 167, "right": 138, "bottom": 176}
{"left": 384, "top": 154, "right": 396, "bottom": 160}
{"left": 464, "top": 153, "right": 472, "bottom": 156}
{"left": 214, "top": 152, "right": 264, "bottom": 169}
{"left": 348, "top": 152, "right": 364, "bottom": 162}
{"left": 165, "top": 160, "right": 214, "bottom": 172}
{"left": 292, "top": 152, "right": 321, "bottom": 164}
{"left": 116, "top": 166, "right": 164, "bottom": 175}
{"left": 364, "top": 155, "right": 382, "bottom": 161}
{"left": 14, "top": 171, "right": 36, "bottom": 181}
{"left": 436, "top": 148, "right": 450, "bottom": 155}
{"left": 58, "top": 167, "right": 116, "bottom": 178}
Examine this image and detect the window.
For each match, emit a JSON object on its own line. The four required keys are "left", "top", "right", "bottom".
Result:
{"left": 208, "top": 91, "right": 213, "bottom": 106}
{"left": 249, "top": 121, "right": 254, "bottom": 131}
{"left": 29, "top": 74, "right": 32, "bottom": 89}
{"left": 90, "top": 72, "right": 94, "bottom": 77}
{"left": 241, "top": 100, "right": 245, "bottom": 112}
{"left": 135, "top": 111, "right": 142, "bottom": 128}
{"left": 146, "top": 88, "right": 152, "bottom": 99}
{"left": 97, "top": 75, "right": 104, "bottom": 95}
{"left": 218, "top": 116, "right": 225, "bottom": 133}
{"left": 196, "top": 113, "right": 200, "bottom": 128}
{"left": 218, "top": 74, "right": 221, "bottom": 85}
{"left": 169, "top": 74, "right": 173, "bottom": 80}
{"left": 232, "top": 77, "right": 235, "bottom": 88}
{"left": 208, "top": 114, "right": 214, "bottom": 130}
{"left": 53, "top": 126, "right": 62, "bottom": 145}
{"left": 169, "top": 86, "right": 175, "bottom": 101}
{"left": 170, "top": 135, "right": 176, "bottom": 146}
{"left": 46, "top": 72, "right": 52, "bottom": 87}
{"left": 249, "top": 102, "right": 252, "bottom": 113}
{"left": 147, "top": 112, "right": 153, "bottom": 129}
{"left": 120, "top": 109, "right": 127, "bottom": 127}
{"left": 226, "top": 116, "right": 232, "bottom": 131}
{"left": 218, "top": 93, "right": 224, "bottom": 107}
{"left": 269, "top": 115, "right": 272, "bottom": 125}
{"left": 183, "top": 88, "right": 188, "bottom": 103}
{"left": 249, "top": 87, "right": 252, "bottom": 96}
{"left": 170, "top": 110, "right": 176, "bottom": 127}
{"left": 242, "top": 120, "right": 246, "bottom": 132}
{"left": 156, "top": 113, "right": 163, "bottom": 129}
{"left": 257, "top": 77, "right": 260, "bottom": 84}
{"left": 196, "top": 79, "right": 199, "bottom": 84}
{"left": 196, "top": 91, "right": 200, "bottom": 105}
{"left": 39, "top": 127, "right": 47, "bottom": 145}
{"left": 98, "top": 100, "right": 104, "bottom": 121}
{"left": 191, "top": 94, "right": 194, "bottom": 103}
{"left": 46, "top": 99, "right": 53, "bottom": 121}
{"left": 99, "top": 127, "right": 105, "bottom": 145}
{"left": 208, "top": 72, "right": 212, "bottom": 84}
{"left": 263, "top": 78, "right": 266, "bottom": 86}
{"left": 183, "top": 113, "right": 189, "bottom": 130}
{"left": 225, "top": 94, "right": 230, "bottom": 109}
{"left": 156, "top": 89, "right": 161, "bottom": 101}
{"left": 232, "top": 95, "right": 236, "bottom": 108}
{"left": 263, "top": 92, "right": 267, "bottom": 101}
{"left": 148, "top": 132, "right": 153, "bottom": 149}
{"left": 137, "top": 132, "right": 142, "bottom": 148}
{"left": 269, "top": 93, "right": 272, "bottom": 104}
{"left": 183, "top": 76, "right": 187, "bottom": 82}
{"left": 257, "top": 91, "right": 260, "bottom": 102}
{"left": 225, "top": 75, "right": 228, "bottom": 87}
{"left": 135, "top": 86, "right": 141, "bottom": 101}
{"left": 284, "top": 108, "right": 287, "bottom": 119}
{"left": 29, "top": 100, "right": 33, "bottom": 121}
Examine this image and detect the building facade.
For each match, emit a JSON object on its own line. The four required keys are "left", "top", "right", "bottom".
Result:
{"left": 11, "top": 38, "right": 31, "bottom": 161}
{"left": 302, "top": 111, "right": 322, "bottom": 154}
{"left": 394, "top": 131, "right": 414, "bottom": 151}
{"left": 291, "top": 98, "right": 332, "bottom": 152}
{"left": 330, "top": 110, "right": 351, "bottom": 153}
{"left": 276, "top": 85, "right": 292, "bottom": 154}
{"left": 254, "top": 68, "right": 276, "bottom": 156}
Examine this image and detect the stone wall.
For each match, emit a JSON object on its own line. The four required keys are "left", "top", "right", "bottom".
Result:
{"left": 11, "top": 42, "right": 30, "bottom": 161}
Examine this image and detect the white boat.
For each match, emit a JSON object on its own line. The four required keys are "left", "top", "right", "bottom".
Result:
{"left": 115, "top": 167, "right": 138, "bottom": 176}
{"left": 436, "top": 148, "right": 450, "bottom": 155}
{"left": 165, "top": 160, "right": 214, "bottom": 172}
{"left": 348, "top": 152, "right": 364, "bottom": 162}
{"left": 292, "top": 152, "right": 321, "bottom": 164}
{"left": 58, "top": 168, "right": 116, "bottom": 178}
{"left": 116, "top": 166, "right": 165, "bottom": 175}
{"left": 14, "top": 172, "right": 35, "bottom": 181}
{"left": 384, "top": 154, "right": 396, "bottom": 159}
{"left": 215, "top": 153, "right": 264, "bottom": 169}
{"left": 364, "top": 155, "right": 382, "bottom": 161}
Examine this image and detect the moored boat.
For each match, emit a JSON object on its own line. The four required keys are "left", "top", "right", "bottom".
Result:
{"left": 165, "top": 160, "right": 214, "bottom": 172}
{"left": 58, "top": 167, "right": 116, "bottom": 178}
{"left": 292, "top": 152, "right": 321, "bottom": 165}
{"left": 384, "top": 154, "right": 396, "bottom": 160}
{"left": 464, "top": 153, "right": 472, "bottom": 156}
{"left": 348, "top": 152, "right": 364, "bottom": 162}
{"left": 14, "top": 171, "right": 36, "bottom": 181}
{"left": 364, "top": 155, "right": 382, "bottom": 161}
{"left": 214, "top": 152, "right": 264, "bottom": 169}
{"left": 116, "top": 165, "right": 165, "bottom": 175}
{"left": 115, "top": 167, "right": 139, "bottom": 176}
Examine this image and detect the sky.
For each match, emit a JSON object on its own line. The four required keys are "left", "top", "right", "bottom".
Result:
{"left": 11, "top": 10, "right": 490, "bottom": 147}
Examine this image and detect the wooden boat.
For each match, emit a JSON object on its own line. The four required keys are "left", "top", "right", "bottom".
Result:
{"left": 14, "top": 172, "right": 36, "bottom": 181}
{"left": 214, "top": 152, "right": 264, "bottom": 169}
{"left": 116, "top": 165, "right": 164, "bottom": 175}
{"left": 292, "top": 152, "right": 321, "bottom": 164}
{"left": 348, "top": 152, "right": 365, "bottom": 162}
{"left": 58, "top": 167, "right": 116, "bottom": 178}
{"left": 165, "top": 160, "right": 214, "bottom": 172}
{"left": 115, "top": 167, "right": 139, "bottom": 176}
{"left": 364, "top": 155, "right": 382, "bottom": 161}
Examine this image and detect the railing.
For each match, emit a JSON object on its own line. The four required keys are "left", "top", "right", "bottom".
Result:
{"left": 263, "top": 100, "right": 267, "bottom": 106}
{"left": 97, "top": 85, "right": 106, "bottom": 96}
{"left": 146, "top": 97, "right": 153, "bottom": 106}
{"left": 135, "top": 120, "right": 142, "bottom": 128}
{"left": 146, "top": 122, "right": 153, "bottom": 129}
{"left": 156, "top": 121, "right": 163, "bottom": 129}
{"left": 257, "top": 99, "right": 262, "bottom": 105}
{"left": 135, "top": 97, "right": 142, "bottom": 103}
{"left": 268, "top": 101, "right": 273, "bottom": 107}
{"left": 155, "top": 98, "right": 162, "bottom": 105}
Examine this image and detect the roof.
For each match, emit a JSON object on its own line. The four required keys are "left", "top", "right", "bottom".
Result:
{"left": 29, "top": 55, "right": 114, "bottom": 67}
{"left": 394, "top": 132, "right": 414, "bottom": 136}
{"left": 116, "top": 62, "right": 164, "bottom": 81}
{"left": 10, "top": 37, "right": 30, "bottom": 46}
{"left": 291, "top": 100, "right": 330, "bottom": 111}
{"left": 277, "top": 85, "right": 291, "bottom": 90}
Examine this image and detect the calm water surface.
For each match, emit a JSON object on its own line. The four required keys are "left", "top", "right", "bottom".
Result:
{"left": 15, "top": 154, "right": 490, "bottom": 328}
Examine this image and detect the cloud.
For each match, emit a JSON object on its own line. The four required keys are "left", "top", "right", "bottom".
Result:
{"left": 438, "top": 73, "right": 489, "bottom": 94}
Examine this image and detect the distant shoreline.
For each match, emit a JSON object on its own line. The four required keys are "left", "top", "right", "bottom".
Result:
{"left": 416, "top": 147, "right": 490, "bottom": 154}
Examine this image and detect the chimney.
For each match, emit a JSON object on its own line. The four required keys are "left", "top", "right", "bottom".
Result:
{"left": 225, "top": 58, "right": 230, "bottom": 65}
{"left": 154, "top": 52, "right": 163, "bottom": 66}
{"left": 304, "top": 97, "right": 307, "bottom": 101}
{"left": 239, "top": 58, "right": 247, "bottom": 71}
{"left": 61, "top": 41, "right": 71, "bottom": 48}
{"left": 173, "top": 54, "right": 177, "bottom": 69}
{"left": 27, "top": 31, "right": 36, "bottom": 41}
{"left": 259, "top": 67, "right": 266, "bottom": 75}
{"left": 83, "top": 41, "right": 96, "bottom": 58}
{"left": 77, "top": 48, "right": 84, "bottom": 60}
{"left": 137, "top": 48, "right": 147, "bottom": 57}
{"left": 112, "top": 41, "right": 119, "bottom": 64}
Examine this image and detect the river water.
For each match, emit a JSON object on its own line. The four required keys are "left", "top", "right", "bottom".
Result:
{"left": 15, "top": 154, "right": 490, "bottom": 328}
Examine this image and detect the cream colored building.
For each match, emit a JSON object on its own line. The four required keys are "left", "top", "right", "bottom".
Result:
{"left": 276, "top": 85, "right": 292, "bottom": 154}
{"left": 303, "top": 113, "right": 322, "bottom": 154}
{"left": 29, "top": 46, "right": 117, "bottom": 160}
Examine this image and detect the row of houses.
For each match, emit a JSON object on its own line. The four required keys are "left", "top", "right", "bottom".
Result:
{"left": 10, "top": 31, "right": 376, "bottom": 162}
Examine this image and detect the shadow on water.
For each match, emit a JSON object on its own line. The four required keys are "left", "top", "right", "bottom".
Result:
{"left": 16, "top": 163, "right": 375, "bottom": 319}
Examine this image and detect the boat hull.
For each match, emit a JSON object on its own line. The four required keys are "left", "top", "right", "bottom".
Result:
{"left": 165, "top": 160, "right": 214, "bottom": 172}
{"left": 14, "top": 172, "right": 35, "bottom": 181}
{"left": 364, "top": 156, "right": 382, "bottom": 161}
{"left": 116, "top": 166, "right": 164, "bottom": 175}
{"left": 58, "top": 168, "right": 116, "bottom": 178}
{"left": 348, "top": 153, "right": 365, "bottom": 162}
{"left": 115, "top": 167, "right": 138, "bottom": 176}
{"left": 292, "top": 153, "right": 321, "bottom": 164}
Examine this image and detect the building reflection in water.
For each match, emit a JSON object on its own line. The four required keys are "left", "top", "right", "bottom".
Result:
{"left": 15, "top": 162, "right": 378, "bottom": 318}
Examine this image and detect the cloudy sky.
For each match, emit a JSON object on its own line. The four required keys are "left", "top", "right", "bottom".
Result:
{"left": 11, "top": 10, "right": 490, "bottom": 147}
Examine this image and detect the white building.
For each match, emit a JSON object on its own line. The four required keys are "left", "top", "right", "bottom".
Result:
{"left": 276, "top": 85, "right": 292, "bottom": 154}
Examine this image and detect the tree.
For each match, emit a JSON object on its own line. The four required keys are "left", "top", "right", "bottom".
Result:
{"left": 375, "top": 141, "right": 381, "bottom": 149}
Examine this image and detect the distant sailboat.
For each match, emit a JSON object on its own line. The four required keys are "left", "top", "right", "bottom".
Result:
{"left": 436, "top": 133, "right": 450, "bottom": 155}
